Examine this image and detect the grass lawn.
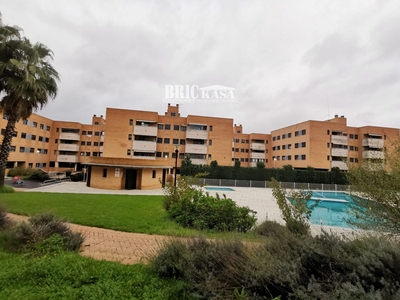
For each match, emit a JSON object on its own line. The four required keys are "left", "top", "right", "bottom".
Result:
{"left": 0, "top": 192, "right": 263, "bottom": 240}
{"left": 0, "top": 250, "right": 188, "bottom": 300}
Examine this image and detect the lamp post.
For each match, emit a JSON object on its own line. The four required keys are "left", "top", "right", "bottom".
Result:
{"left": 174, "top": 145, "right": 179, "bottom": 187}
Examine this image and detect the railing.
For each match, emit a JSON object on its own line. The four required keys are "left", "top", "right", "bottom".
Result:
{"left": 195, "top": 178, "right": 349, "bottom": 191}
{"left": 41, "top": 177, "right": 71, "bottom": 186}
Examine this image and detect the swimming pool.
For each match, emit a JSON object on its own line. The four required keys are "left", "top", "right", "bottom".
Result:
{"left": 205, "top": 187, "right": 235, "bottom": 191}
{"left": 299, "top": 191, "right": 355, "bottom": 228}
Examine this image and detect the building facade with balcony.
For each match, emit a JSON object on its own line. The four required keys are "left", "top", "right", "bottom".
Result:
{"left": 1, "top": 105, "right": 400, "bottom": 190}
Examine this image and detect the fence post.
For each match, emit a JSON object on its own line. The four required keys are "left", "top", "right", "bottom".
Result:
{"left": 294, "top": 182, "right": 296, "bottom": 189}
{"left": 219, "top": 179, "right": 221, "bottom": 186}
{"left": 322, "top": 183, "right": 324, "bottom": 191}
{"left": 235, "top": 180, "right": 237, "bottom": 187}
{"left": 308, "top": 183, "right": 310, "bottom": 189}
{"left": 265, "top": 181, "right": 267, "bottom": 188}
{"left": 250, "top": 180, "right": 252, "bottom": 187}
{"left": 335, "top": 184, "right": 337, "bottom": 191}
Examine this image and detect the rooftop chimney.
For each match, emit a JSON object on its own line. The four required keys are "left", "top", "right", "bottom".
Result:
{"left": 334, "top": 114, "right": 338, "bottom": 117}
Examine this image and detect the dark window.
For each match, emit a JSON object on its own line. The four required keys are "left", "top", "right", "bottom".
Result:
{"left": 50, "top": 161, "right": 55, "bottom": 167}
{"left": 235, "top": 139, "right": 239, "bottom": 143}
{"left": 88, "top": 131, "right": 93, "bottom": 135}
{"left": 82, "top": 131, "right": 87, "bottom": 135}
{"left": 171, "top": 112, "right": 176, "bottom": 117}
{"left": 30, "top": 148, "right": 34, "bottom": 153}
{"left": 81, "top": 141, "right": 85, "bottom": 146}
{"left": 95, "top": 132, "right": 100, "bottom": 136}
{"left": 173, "top": 125, "right": 179, "bottom": 131}
{"left": 165, "top": 124, "right": 171, "bottom": 130}
{"left": 128, "top": 134, "right": 132, "bottom": 140}
{"left": 100, "top": 142, "right": 103, "bottom": 146}
{"left": 209, "top": 125, "right": 213, "bottom": 132}
{"left": 156, "top": 152, "right": 162, "bottom": 157}
{"left": 56, "top": 128, "right": 59, "bottom": 132}
{"left": 129, "top": 119, "right": 133, "bottom": 125}
{"left": 164, "top": 138, "right": 170, "bottom": 144}
{"left": 127, "top": 149, "right": 131, "bottom": 156}
{"left": 55, "top": 139, "right": 58, "bottom": 144}
{"left": 87, "top": 142, "right": 92, "bottom": 146}
{"left": 173, "top": 139, "right": 179, "bottom": 145}
{"left": 180, "top": 139, "right": 185, "bottom": 145}
{"left": 179, "top": 153, "right": 185, "bottom": 159}
{"left": 209, "top": 140, "right": 212, "bottom": 146}
{"left": 163, "top": 152, "right": 169, "bottom": 158}
{"left": 355, "top": 134, "right": 358, "bottom": 139}
{"left": 94, "top": 142, "right": 99, "bottom": 146}
{"left": 327, "top": 142, "right": 330, "bottom": 148}
{"left": 152, "top": 170, "right": 156, "bottom": 178}
{"left": 157, "top": 137, "right": 162, "bottom": 143}
{"left": 349, "top": 134, "right": 354, "bottom": 139}
{"left": 241, "top": 148, "right": 244, "bottom": 152}
{"left": 208, "top": 154, "right": 212, "bottom": 160}
{"left": 86, "top": 152, "right": 90, "bottom": 156}
{"left": 94, "top": 122, "right": 99, "bottom": 125}
{"left": 158, "top": 124, "right": 164, "bottom": 130}
{"left": 327, "top": 130, "right": 330, "bottom": 135}
{"left": 327, "top": 155, "right": 330, "bottom": 161}
{"left": 235, "top": 148, "right": 239, "bottom": 152}
{"left": 102, "top": 169, "right": 107, "bottom": 178}
{"left": 31, "top": 135, "right": 36, "bottom": 140}
{"left": 245, "top": 149, "right": 249, "bottom": 153}
{"left": 181, "top": 126, "right": 186, "bottom": 131}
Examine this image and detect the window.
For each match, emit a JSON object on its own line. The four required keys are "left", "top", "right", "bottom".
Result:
{"left": 87, "top": 142, "right": 92, "bottom": 146}
{"left": 152, "top": 170, "right": 156, "bottom": 178}
{"left": 355, "top": 146, "right": 358, "bottom": 151}
{"left": 94, "top": 142, "right": 99, "bottom": 146}
{"left": 209, "top": 140, "right": 212, "bottom": 146}
{"left": 241, "top": 148, "right": 244, "bottom": 152}
{"left": 164, "top": 138, "right": 170, "bottom": 144}
{"left": 237, "top": 130, "right": 241, "bottom": 133}
{"left": 157, "top": 137, "right": 162, "bottom": 143}
{"left": 28, "top": 163, "right": 33, "bottom": 168}
{"left": 32, "top": 122, "right": 37, "bottom": 128}
{"left": 355, "top": 158, "right": 359, "bottom": 163}
{"left": 165, "top": 124, "right": 171, "bottom": 130}
{"left": 127, "top": 149, "right": 131, "bottom": 156}
{"left": 95, "top": 132, "right": 100, "bottom": 136}
{"left": 173, "top": 125, "right": 179, "bottom": 131}
{"left": 39, "top": 136, "right": 43, "bottom": 142}
{"left": 245, "top": 158, "right": 248, "bottom": 162}
{"left": 102, "top": 169, "right": 107, "bottom": 178}
{"left": 156, "top": 152, "right": 162, "bottom": 157}
{"left": 31, "top": 135, "right": 36, "bottom": 140}
{"left": 235, "top": 148, "right": 239, "bottom": 152}
{"left": 181, "top": 126, "right": 186, "bottom": 131}
{"left": 208, "top": 154, "right": 212, "bottom": 160}
{"left": 246, "top": 140, "right": 249, "bottom": 143}
{"left": 241, "top": 139, "right": 245, "bottom": 143}
{"left": 245, "top": 149, "right": 249, "bottom": 153}
{"left": 23, "top": 119, "right": 28, "bottom": 125}
{"left": 355, "top": 134, "right": 358, "bottom": 139}
{"left": 82, "top": 131, "right": 87, "bottom": 135}
{"left": 128, "top": 134, "right": 132, "bottom": 140}
{"left": 19, "top": 147, "right": 25, "bottom": 153}
{"left": 158, "top": 124, "right": 164, "bottom": 130}
{"left": 54, "top": 150, "right": 57, "bottom": 154}
{"left": 350, "top": 158, "right": 354, "bottom": 162}
{"left": 327, "top": 142, "right": 330, "bottom": 148}
{"left": 30, "top": 148, "right": 34, "bottom": 153}
{"left": 81, "top": 141, "right": 85, "bottom": 145}
{"left": 327, "top": 130, "right": 330, "bottom": 135}
{"left": 100, "top": 142, "right": 103, "bottom": 146}
{"left": 129, "top": 119, "right": 133, "bottom": 125}
{"left": 86, "top": 152, "right": 90, "bottom": 156}
{"left": 235, "top": 139, "right": 239, "bottom": 143}
{"left": 163, "top": 152, "right": 169, "bottom": 158}
{"left": 349, "top": 134, "right": 354, "bottom": 139}
{"left": 10, "top": 146, "right": 16, "bottom": 152}
{"left": 56, "top": 128, "right": 59, "bottom": 132}
{"left": 179, "top": 153, "right": 185, "bottom": 159}
{"left": 40, "top": 124, "right": 44, "bottom": 130}
{"left": 209, "top": 125, "right": 213, "bottom": 132}
{"left": 46, "top": 125, "right": 50, "bottom": 131}
{"left": 80, "top": 152, "right": 84, "bottom": 156}
{"left": 240, "top": 158, "right": 244, "bottom": 162}
{"left": 180, "top": 139, "right": 185, "bottom": 145}
{"left": 21, "top": 133, "right": 26, "bottom": 139}
{"left": 301, "top": 142, "right": 306, "bottom": 147}
{"left": 327, "top": 155, "right": 330, "bottom": 161}
{"left": 94, "top": 121, "right": 99, "bottom": 125}
{"left": 173, "top": 139, "right": 179, "bottom": 145}
{"left": 349, "top": 146, "right": 354, "bottom": 151}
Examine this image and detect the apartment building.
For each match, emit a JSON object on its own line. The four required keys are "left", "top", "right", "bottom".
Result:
{"left": 1, "top": 105, "right": 399, "bottom": 190}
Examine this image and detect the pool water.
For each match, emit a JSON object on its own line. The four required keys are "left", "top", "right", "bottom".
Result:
{"left": 205, "top": 187, "right": 235, "bottom": 191}
{"left": 296, "top": 191, "right": 356, "bottom": 228}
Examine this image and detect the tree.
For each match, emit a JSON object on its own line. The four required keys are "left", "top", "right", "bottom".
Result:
{"left": 0, "top": 16, "right": 59, "bottom": 187}
{"left": 347, "top": 144, "right": 400, "bottom": 233}
{"left": 256, "top": 161, "right": 265, "bottom": 169}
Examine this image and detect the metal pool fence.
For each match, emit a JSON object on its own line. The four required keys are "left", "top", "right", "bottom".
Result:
{"left": 195, "top": 178, "right": 349, "bottom": 191}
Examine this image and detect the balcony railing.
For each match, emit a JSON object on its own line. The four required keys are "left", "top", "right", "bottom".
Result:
{"left": 331, "top": 160, "right": 348, "bottom": 170}
{"left": 331, "top": 148, "right": 348, "bottom": 157}
{"left": 191, "top": 158, "right": 207, "bottom": 165}
{"left": 57, "top": 155, "right": 78, "bottom": 163}
{"left": 185, "top": 144, "right": 207, "bottom": 154}
{"left": 331, "top": 136, "right": 348, "bottom": 145}
{"left": 186, "top": 129, "right": 208, "bottom": 140}
{"left": 133, "top": 126, "right": 157, "bottom": 136}
{"left": 59, "top": 132, "right": 80, "bottom": 141}
{"left": 362, "top": 150, "right": 384, "bottom": 159}
{"left": 58, "top": 144, "right": 79, "bottom": 152}
{"left": 250, "top": 152, "right": 265, "bottom": 159}
{"left": 250, "top": 143, "right": 265, "bottom": 151}
{"left": 249, "top": 162, "right": 257, "bottom": 167}
{"left": 132, "top": 140, "right": 157, "bottom": 152}
{"left": 362, "top": 138, "right": 384, "bottom": 148}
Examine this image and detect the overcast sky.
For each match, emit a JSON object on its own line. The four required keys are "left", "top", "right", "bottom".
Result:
{"left": 2, "top": 0, "right": 400, "bottom": 133}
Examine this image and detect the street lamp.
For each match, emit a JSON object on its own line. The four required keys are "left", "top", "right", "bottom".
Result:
{"left": 174, "top": 145, "right": 179, "bottom": 187}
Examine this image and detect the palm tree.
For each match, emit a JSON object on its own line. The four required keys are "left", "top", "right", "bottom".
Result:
{"left": 0, "top": 17, "right": 59, "bottom": 187}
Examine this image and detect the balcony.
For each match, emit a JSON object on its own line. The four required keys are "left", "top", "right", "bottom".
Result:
{"left": 331, "top": 148, "right": 348, "bottom": 157}
{"left": 100, "top": 135, "right": 104, "bottom": 142}
{"left": 362, "top": 150, "right": 384, "bottom": 159}
{"left": 58, "top": 144, "right": 79, "bottom": 152}
{"left": 59, "top": 132, "right": 80, "bottom": 141}
{"left": 57, "top": 155, "right": 78, "bottom": 163}
{"left": 132, "top": 140, "right": 157, "bottom": 152}
{"left": 250, "top": 143, "right": 265, "bottom": 151}
{"left": 250, "top": 152, "right": 265, "bottom": 159}
{"left": 331, "top": 136, "right": 348, "bottom": 145}
{"left": 186, "top": 129, "right": 208, "bottom": 140}
{"left": 185, "top": 144, "right": 207, "bottom": 154}
{"left": 331, "top": 161, "right": 348, "bottom": 170}
{"left": 99, "top": 146, "right": 103, "bottom": 153}
{"left": 132, "top": 156, "right": 156, "bottom": 160}
{"left": 191, "top": 158, "right": 207, "bottom": 165}
{"left": 362, "top": 138, "right": 384, "bottom": 148}
{"left": 133, "top": 126, "right": 157, "bottom": 136}
{"left": 249, "top": 162, "right": 257, "bottom": 167}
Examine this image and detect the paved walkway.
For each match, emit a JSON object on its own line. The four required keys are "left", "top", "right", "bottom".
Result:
{"left": 7, "top": 213, "right": 177, "bottom": 264}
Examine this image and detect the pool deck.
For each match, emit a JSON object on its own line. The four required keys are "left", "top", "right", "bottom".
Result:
{"left": 21, "top": 182, "right": 365, "bottom": 237}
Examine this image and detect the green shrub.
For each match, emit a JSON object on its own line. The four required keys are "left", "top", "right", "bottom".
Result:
{"left": 152, "top": 233, "right": 400, "bottom": 299}
{"left": 0, "top": 185, "right": 15, "bottom": 193}
{"left": 70, "top": 172, "right": 84, "bottom": 182}
{"left": 7, "top": 167, "right": 36, "bottom": 177}
{"left": 3, "top": 213, "right": 83, "bottom": 254}
{"left": 252, "top": 220, "right": 290, "bottom": 238}
{"left": 27, "top": 169, "right": 50, "bottom": 181}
